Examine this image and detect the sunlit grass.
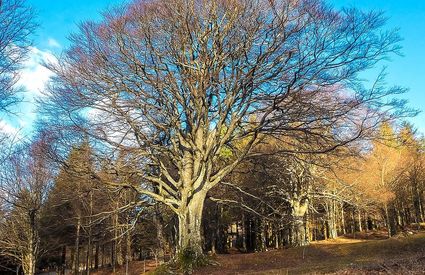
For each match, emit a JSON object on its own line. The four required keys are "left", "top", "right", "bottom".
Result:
{"left": 196, "top": 231, "right": 425, "bottom": 274}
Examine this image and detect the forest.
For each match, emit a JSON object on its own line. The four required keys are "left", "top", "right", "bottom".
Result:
{"left": 0, "top": 0, "right": 424, "bottom": 274}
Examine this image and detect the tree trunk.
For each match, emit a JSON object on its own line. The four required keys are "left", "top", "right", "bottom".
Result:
{"left": 241, "top": 213, "right": 247, "bottom": 252}
{"left": 290, "top": 216, "right": 308, "bottom": 246}
{"left": 177, "top": 191, "right": 206, "bottom": 255}
{"left": 289, "top": 199, "right": 309, "bottom": 247}
{"left": 125, "top": 224, "right": 131, "bottom": 275}
{"left": 153, "top": 205, "right": 167, "bottom": 262}
{"left": 111, "top": 241, "right": 116, "bottom": 273}
{"left": 23, "top": 210, "right": 37, "bottom": 275}
{"left": 258, "top": 218, "right": 267, "bottom": 251}
{"left": 384, "top": 203, "right": 397, "bottom": 237}
{"left": 327, "top": 201, "right": 337, "bottom": 239}
{"left": 94, "top": 243, "right": 99, "bottom": 269}
{"left": 74, "top": 215, "right": 81, "bottom": 275}
{"left": 87, "top": 192, "right": 93, "bottom": 275}
{"left": 413, "top": 183, "right": 424, "bottom": 223}
{"left": 340, "top": 203, "right": 346, "bottom": 235}
{"left": 357, "top": 210, "right": 363, "bottom": 232}
{"left": 384, "top": 203, "right": 390, "bottom": 236}
{"left": 61, "top": 245, "right": 67, "bottom": 275}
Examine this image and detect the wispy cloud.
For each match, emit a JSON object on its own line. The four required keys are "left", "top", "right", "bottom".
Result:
{"left": 47, "top": 38, "right": 61, "bottom": 48}
{"left": 18, "top": 46, "right": 56, "bottom": 97}
{"left": 0, "top": 119, "right": 20, "bottom": 137}
{"left": 3, "top": 47, "right": 59, "bottom": 135}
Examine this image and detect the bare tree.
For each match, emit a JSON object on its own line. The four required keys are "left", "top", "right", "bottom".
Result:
{"left": 0, "top": 138, "right": 52, "bottom": 275}
{"left": 43, "top": 0, "right": 409, "bottom": 256}
{"left": 0, "top": 0, "right": 35, "bottom": 112}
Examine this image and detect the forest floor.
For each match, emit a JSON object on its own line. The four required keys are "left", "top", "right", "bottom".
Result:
{"left": 196, "top": 229, "right": 425, "bottom": 274}
{"left": 93, "top": 227, "right": 425, "bottom": 274}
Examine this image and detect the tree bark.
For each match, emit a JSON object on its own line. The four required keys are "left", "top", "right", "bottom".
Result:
{"left": 177, "top": 191, "right": 206, "bottom": 255}
{"left": 327, "top": 200, "right": 338, "bottom": 239}
{"left": 61, "top": 245, "right": 67, "bottom": 275}
{"left": 22, "top": 210, "right": 38, "bottom": 275}
{"left": 357, "top": 210, "right": 363, "bottom": 232}
{"left": 153, "top": 205, "right": 167, "bottom": 262}
{"left": 74, "top": 215, "right": 81, "bottom": 275}
{"left": 384, "top": 203, "right": 397, "bottom": 237}
{"left": 288, "top": 199, "right": 309, "bottom": 247}
{"left": 290, "top": 216, "right": 308, "bottom": 246}
{"left": 340, "top": 203, "right": 346, "bottom": 235}
{"left": 241, "top": 213, "right": 247, "bottom": 252}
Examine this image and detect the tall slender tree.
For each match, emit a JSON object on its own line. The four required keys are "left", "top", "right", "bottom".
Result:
{"left": 0, "top": 138, "right": 52, "bottom": 275}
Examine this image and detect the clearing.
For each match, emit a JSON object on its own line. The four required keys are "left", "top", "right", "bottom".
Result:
{"left": 196, "top": 231, "right": 425, "bottom": 274}
{"left": 93, "top": 230, "right": 425, "bottom": 274}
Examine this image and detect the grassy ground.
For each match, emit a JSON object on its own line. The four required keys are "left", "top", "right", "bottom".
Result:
{"left": 196, "top": 230, "right": 425, "bottom": 274}
{"left": 92, "top": 229, "right": 425, "bottom": 274}
{"left": 92, "top": 260, "right": 159, "bottom": 275}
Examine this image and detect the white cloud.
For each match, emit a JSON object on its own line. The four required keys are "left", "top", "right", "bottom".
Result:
{"left": 18, "top": 46, "right": 57, "bottom": 97}
{"left": 47, "top": 38, "right": 61, "bottom": 48}
{"left": 8, "top": 47, "right": 58, "bottom": 134}
{"left": 0, "top": 119, "right": 19, "bottom": 137}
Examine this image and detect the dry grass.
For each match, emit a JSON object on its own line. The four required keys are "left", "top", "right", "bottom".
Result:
{"left": 91, "top": 231, "right": 425, "bottom": 274}
{"left": 196, "top": 231, "right": 425, "bottom": 274}
{"left": 91, "top": 259, "right": 159, "bottom": 275}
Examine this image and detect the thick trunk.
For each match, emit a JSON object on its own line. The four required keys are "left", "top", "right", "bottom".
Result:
{"left": 389, "top": 206, "right": 398, "bottom": 236}
{"left": 22, "top": 253, "right": 36, "bottom": 275}
{"left": 23, "top": 210, "right": 38, "bottom": 275}
{"left": 384, "top": 205, "right": 390, "bottom": 236}
{"left": 357, "top": 210, "right": 363, "bottom": 232}
{"left": 177, "top": 191, "right": 206, "bottom": 255}
{"left": 289, "top": 199, "right": 309, "bottom": 247}
{"left": 384, "top": 203, "right": 397, "bottom": 237}
{"left": 258, "top": 218, "right": 267, "bottom": 252}
{"left": 327, "top": 201, "right": 337, "bottom": 239}
{"left": 290, "top": 216, "right": 308, "bottom": 246}
{"left": 22, "top": 249, "right": 36, "bottom": 275}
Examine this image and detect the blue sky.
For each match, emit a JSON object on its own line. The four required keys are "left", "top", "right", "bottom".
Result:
{"left": 27, "top": 0, "right": 123, "bottom": 49}
{"left": 329, "top": 0, "right": 425, "bottom": 133}
{"left": 0, "top": 0, "right": 123, "bottom": 136}
{"left": 2, "top": 0, "right": 424, "bottom": 137}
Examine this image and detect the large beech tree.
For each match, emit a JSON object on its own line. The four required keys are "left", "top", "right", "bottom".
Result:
{"left": 44, "top": 0, "right": 407, "bottom": 254}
